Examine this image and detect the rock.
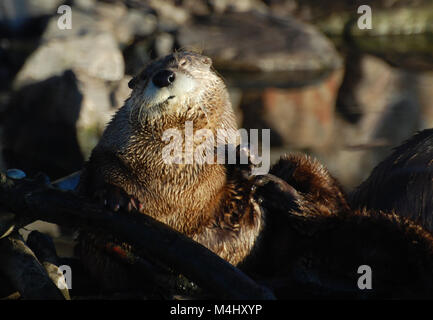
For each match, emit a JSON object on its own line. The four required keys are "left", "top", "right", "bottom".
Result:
{"left": 95, "top": 1, "right": 127, "bottom": 24}
{"left": 154, "top": 32, "right": 174, "bottom": 57}
{"left": 148, "top": 0, "right": 191, "bottom": 31}
{"left": 2, "top": 70, "right": 84, "bottom": 179}
{"left": 0, "top": 0, "right": 63, "bottom": 30}
{"left": 41, "top": 7, "right": 99, "bottom": 41}
{"left": 291, "top": 1, "right": 433, "bottom": 70}
{"left": 320, "top": 54, "right": 422, "bottom": 188}
{"left": 8, "top": 3, "right": 132, "bottom": 163}
{"left": 19, "top": 0, "right": 63, "bottom": 17}
{"left": 243, "top": 53, "right": 426, "bottom": 189}
{"left": 208, "top": 0, "right": 268, "bottom": 14}
{"left": 266, "top": 0, "right": 298, "bottom": 18}
{"left": 117, "top": 9, "right": 157, "bottom": 43}
{"left": 349, "top": 5, "right": 433, "bottom": 37}
{"left": 14, "top": 32, "right": 124, "bottom": 87}
{"left": 75, "top": 74, "right": 132, "bottom": 159}
{"left": 74, "top": 0, "right": 96, "bottom": 12}
{"left": 261, "top": 1, "right": 433, "bottom": 70}
{"left": 241, "top": 68, "right": 344, "bottom": 148}
{"left": 20, "top": 221, "right": 61, "bottom": 242}
{"left": 42, "top": 2, "right": 157, "bottom": 48}
{"left": 177, "top": 0, "right": 211, "bottom": 16}
{"left": 74, "top": 72, "right": 115, "bottom": 159}
{"left": 95, "top": 1, "right": 152, "bottom": 47}
{"left": 75, "top": 75, "right": 132, "bottom": 160}
{"left": 336, "top": 54, "right": 420, "bottom": 142}
{"left": 346, "top": 5, "right": 433, "bottom": 70}
{"left": 285, "top": 0, "right": 433, "bottom": 33}
{"left": 350, "top": 33, "right": 433, "bottom": 71}
{"left": 178, "top": 11, "right": 342, "bottom": 88}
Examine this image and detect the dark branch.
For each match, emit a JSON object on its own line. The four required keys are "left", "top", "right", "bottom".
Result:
{"left": 0, "top": 232, "right": 65, "bottom": 300}
{"left": 27, "top": 231, "right": 71, "bottom": 300}
{"left": 0, "top": 173, "right": 275, "bottom": 300}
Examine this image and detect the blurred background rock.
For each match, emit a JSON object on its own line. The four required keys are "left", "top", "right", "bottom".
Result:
{"left": 0, "top": 0, "right": 432, "bottom": 245}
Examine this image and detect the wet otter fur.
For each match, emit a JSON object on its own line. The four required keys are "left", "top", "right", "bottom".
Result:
{"left": 78, "top": 51, "right": 433, "bottom": 298}
{"left": 252, "top": 155, "right": 433, "bottom": 298}
{"left": 209, "top": 154, "right": 433, "bottom": 299}
{"left": 78, "top": 51, "right": 263, "bottom": 291}
{"left": 350, "top": 129, "right": 433, "bottom": 233}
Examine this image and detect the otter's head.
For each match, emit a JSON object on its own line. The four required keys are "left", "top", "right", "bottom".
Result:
{"left": 127, "top": 51, "right": 234, "bottom": 132}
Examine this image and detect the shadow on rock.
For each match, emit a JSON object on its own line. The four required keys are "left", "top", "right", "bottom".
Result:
{"left": 1, "top": 70, "right": 84, "bottom": 179}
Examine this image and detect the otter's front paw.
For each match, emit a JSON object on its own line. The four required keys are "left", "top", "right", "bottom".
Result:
{"left": 94, "top": 185, "right": 141, "bottom": 213}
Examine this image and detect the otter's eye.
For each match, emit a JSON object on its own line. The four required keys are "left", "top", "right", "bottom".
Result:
{"left": 179, "top": 58, "right": 187, "bottom": 67}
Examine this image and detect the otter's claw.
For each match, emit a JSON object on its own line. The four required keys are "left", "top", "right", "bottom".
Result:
{"left": 127, "top": 198, "right": 139, "bottom": 212}
{"left": 95, "top": 185, "right": 140, "bottom": 213}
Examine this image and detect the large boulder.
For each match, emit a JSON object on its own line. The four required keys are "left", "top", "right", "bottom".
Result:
{"left": 14, "top": 32, "right": 124, "bottom": 86}
{"left": 41, "top": 0, "right": 157, "bottom": 47}
{"left": 241, "top": 69, "right": 344, "bottom": 149}
{"left": 320, "top": 54, "right": 422, "bottom": 189}
{"left": 178, "top": 11, "right": 342, "bottom": 88}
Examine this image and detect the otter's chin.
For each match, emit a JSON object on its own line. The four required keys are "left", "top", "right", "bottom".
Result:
{"left": 150, "top": 95, "right": 175, "bottom": 107}
{"left": 143, "top": 83, "right": 172, "bottom": 106}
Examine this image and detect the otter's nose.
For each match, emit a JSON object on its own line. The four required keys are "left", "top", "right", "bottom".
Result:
{"left": 152, "top": 70, "right": 175, "bottom": 88}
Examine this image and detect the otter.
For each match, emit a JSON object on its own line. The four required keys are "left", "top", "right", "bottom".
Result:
{"left": 78, "top": 51, "right": 264, "bottom": 290}
{"left": 78, "top": 51, "right": 433, "bottom": 298}
{"left": 255, "top": 155, "right": 433, "bottom": 298}
{"left": 350, "top": 129, "right": 433, "bottom": 233}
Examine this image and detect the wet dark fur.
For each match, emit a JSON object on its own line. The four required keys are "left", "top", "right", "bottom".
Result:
{"left": 247, "top": 154, "right": 433, "bottom": 298}
{"left": 350, "top": 129, "right": 433, "bottom": 233}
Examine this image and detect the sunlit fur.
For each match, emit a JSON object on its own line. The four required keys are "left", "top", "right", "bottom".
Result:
{"left": 79, "top": 51, "right": 260, "bottom": 267}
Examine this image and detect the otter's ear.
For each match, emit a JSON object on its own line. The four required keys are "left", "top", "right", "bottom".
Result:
{"left": 128, "top": 77, "right": 138, "bottom": 89}
{"left": 202, "top": 57, "right": 212, "bottom": 67}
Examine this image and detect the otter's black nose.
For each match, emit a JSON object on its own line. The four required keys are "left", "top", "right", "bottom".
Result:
{"left": 152, "top": 70, "right": 175, "bottom": 88}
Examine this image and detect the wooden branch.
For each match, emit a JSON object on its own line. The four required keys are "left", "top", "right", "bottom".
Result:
{"left": 0, "top": 232, "right": 65, "bottom": 300}
{"left": 0, "top": 173, "right": 275, "bottom": 300}
{"left": 0, "top": 210, "right": 15, "bottom": 239}
{"left": 27, "top": 231, "right": 71, "bottom": 300}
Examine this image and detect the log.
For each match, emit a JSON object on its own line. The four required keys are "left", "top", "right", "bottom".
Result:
{"left": 27, "top": 231, "right": 71, "bottom": 300}
{"left": 0, "top": 173, "right": 275, "bottom": 300}
{"left": 0, "top": 232, "right": 65, "bottom": 300}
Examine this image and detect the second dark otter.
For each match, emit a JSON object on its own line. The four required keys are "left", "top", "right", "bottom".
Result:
{"left": 350, "top": 129, "right": 433, "bottom": 233}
